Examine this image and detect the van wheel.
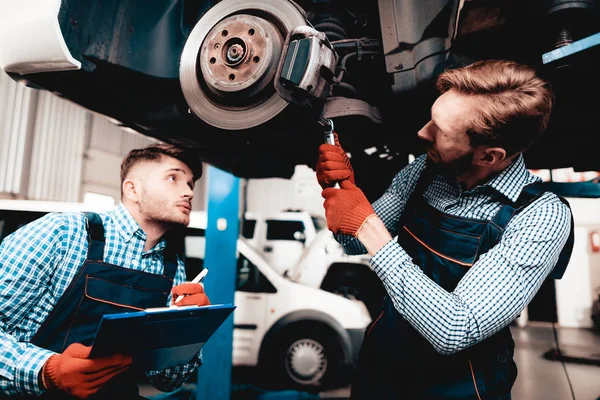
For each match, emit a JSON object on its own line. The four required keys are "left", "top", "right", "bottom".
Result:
{"left": 321, "top": 265, "right": 385, "bottom": 319}
{"left": 263, "top": 324, "right": 346, "bottom": 392}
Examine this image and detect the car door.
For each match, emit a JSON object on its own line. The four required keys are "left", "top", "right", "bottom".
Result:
{"left": 232, "top": 253, "right": 275, "bottom": 366}
{"left": 261, "top": 219, "right": 306, "bottom": 275}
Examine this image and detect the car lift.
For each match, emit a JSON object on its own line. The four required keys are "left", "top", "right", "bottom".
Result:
{"left": 195, "top": 166, "right": 240, "bottom": 400}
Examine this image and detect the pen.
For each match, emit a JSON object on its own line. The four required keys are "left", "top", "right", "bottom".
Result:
{"left": 175, "top": 268, "right": 208, "bottom": 304}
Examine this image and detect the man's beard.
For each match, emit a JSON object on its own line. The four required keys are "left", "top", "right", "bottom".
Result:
{"left": 139, "top": 198, "right": 189, "bottom": 228}
{"left": 427, "top": 150, "right": 475, "bottom": 177}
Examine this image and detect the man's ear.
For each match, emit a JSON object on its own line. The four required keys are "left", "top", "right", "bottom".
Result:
{"left": 122, "top": 178, "right": 140, "bottom": 203}
{"left": 475, "top": 147, "right": 507, "bottom": 167}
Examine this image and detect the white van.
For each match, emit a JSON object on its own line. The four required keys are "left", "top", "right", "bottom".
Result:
{"left": 242, "top": 209, "right": 385, "bottom": 319}
{"left": 0, "top": 200, "right": 371, "bottom": 392}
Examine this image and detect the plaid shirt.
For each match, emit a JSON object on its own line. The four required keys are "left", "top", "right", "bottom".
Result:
{"left": 0, "top": 204, "right": 198, "bottom": 396}
{"left": 338, "top": 154, "right": 571, "bottom": 355}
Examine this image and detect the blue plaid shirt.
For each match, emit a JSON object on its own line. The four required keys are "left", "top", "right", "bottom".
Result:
{"left": 0, "top": 204, "right": 199, "bottom": 396}
{"left": 338, "top": 154, "right": 571, "bottom": 355}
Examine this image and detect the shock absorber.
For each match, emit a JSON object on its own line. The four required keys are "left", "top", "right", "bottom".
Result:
{"left": 310, "top": 12, "right": 347, "bottom": 42}
{"left": 309, "top": 11, "right": 359, "bottom": 98}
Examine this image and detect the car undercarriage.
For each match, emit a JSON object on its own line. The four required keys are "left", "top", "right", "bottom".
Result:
{"left": 2, "top": 0, "right": 599, "bottom": 200}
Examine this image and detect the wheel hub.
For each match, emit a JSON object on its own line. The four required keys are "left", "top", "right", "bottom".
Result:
{"left": 285, "top": 338, "right": 327, "bottom": 385}
{"left": 180, "top": 0, "right": 306, "bottom": 130}
{"left": 200, "top": 14, "right": 282, "bottom": 98}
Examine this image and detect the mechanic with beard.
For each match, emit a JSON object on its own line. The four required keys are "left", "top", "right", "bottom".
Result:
{"left": 316, "top": 60, "right": 574, "bottom": 399}
{"left": 0, "top": 144, "right": 210, "bottom": 399}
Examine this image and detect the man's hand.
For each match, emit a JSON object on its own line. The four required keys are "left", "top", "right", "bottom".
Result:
{"left": 322, "top": 180, "right": 376, "bottom": 237}
{"left": 42, "top": 343, "right": 132, "bottom": 399}
{"left": 316, "top": 134, "right": 355, "bottom": 189}
{"left": 171, "top": 283, "right": 211, "bottom": 306}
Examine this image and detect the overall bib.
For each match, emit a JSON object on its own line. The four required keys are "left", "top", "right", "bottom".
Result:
{"left": 351, "top": 169, "right": 574, "bottom": 400}
{"left": 24, "top": 212, "right": 178, "bottom": 400}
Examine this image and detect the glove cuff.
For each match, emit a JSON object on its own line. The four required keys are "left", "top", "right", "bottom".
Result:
{"left": 355, "top": 213, "right": 378, "bottom": 237}
{"left": 340, "top": 211, "right": 377, "bottom": 237}
{"left": 43, "top": 356, "right": 59, "bottom": 390}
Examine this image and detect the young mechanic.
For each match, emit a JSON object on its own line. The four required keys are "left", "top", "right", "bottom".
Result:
{"left": 0, "top": 144, "right": 210, "bottom": 399}
{"left": 316, "top": 59, "right": 574, "bottom": 399}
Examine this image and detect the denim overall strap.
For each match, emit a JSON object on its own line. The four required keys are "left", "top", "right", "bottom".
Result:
{"left": 351, "top": 168, "right": 519, "bottom": 400}
{"left": 84, "top": 211, "right": 179, "bottom": 278}
{"left": 28, "top": 213, "right": 178, "bottom": 399}
{"left": 491, "top": 182, "right": 574, "bottom": 279}
{"left": 84, "top": 212, "right": 105, "bottom": 261}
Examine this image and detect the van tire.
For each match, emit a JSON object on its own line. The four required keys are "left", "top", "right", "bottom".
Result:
{"left": 321, "top": 264, "right": 385, "bottom": 319}
{"left": 261, "top": 323, "right": 347, "bottom": 392}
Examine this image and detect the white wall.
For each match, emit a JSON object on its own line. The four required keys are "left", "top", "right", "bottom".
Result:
{"left": 1, "top": 70, "right": 209, "bottom": 209}
{"left": 245, "top": 165, "right": 325, "bottom": 217}
{"left": 27, "top": 92, "right": 88, "bottom": 201}
{"left": 1, "top": 69, "right": 88, "bottom": 201}
{"left": 0, "top": 70, "right": 37, "bottom": 197}
{"left": 556, "top": 197, "right": 600, "bottom": 328}
{"left": 82, "top": 113, "right": 209, "bottom": 211}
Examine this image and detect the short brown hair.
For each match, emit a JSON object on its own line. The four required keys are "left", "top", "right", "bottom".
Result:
{"left": 436, "top": 59, "right": 555, "bottom": 156}
{"left": 120, "top": 143, "right": 203, "bottom": 184}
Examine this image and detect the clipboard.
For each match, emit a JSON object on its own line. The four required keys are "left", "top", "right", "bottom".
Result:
{"left": 89, "top": 304, "right": 236, "bottom": 370}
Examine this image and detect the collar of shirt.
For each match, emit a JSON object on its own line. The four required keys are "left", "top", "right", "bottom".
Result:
{"left": 466, "top": 154, "right": 541, "bottom": 203}
{"left": 108, "top": 204, "right": 167, "bottom": 253}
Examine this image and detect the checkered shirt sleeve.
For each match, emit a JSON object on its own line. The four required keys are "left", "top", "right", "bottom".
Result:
{"left": 337, "top": 155, "right": 572, "bottom": 355}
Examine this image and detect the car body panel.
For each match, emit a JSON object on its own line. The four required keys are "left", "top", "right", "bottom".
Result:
{"left": 233, "top": 239, "right": 371, "bottom": 366}
{"left": 0, "top": 0, "right": 598, "bottom": 201}
{"left": 0, "top": 0, "right": 81, "bottom": 73}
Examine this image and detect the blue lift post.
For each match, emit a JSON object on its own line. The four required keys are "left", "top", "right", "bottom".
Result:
{"left": 195, "top": 166, "right": 240, "bottom": 400}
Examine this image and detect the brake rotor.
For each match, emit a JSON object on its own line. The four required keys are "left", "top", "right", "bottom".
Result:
{"left": 180, "top": 0, "right": 306, "bottom": 130}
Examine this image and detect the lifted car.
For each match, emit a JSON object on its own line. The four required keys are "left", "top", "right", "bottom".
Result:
{"left": 1, "top": 0, "right": 599, "bottom": 200}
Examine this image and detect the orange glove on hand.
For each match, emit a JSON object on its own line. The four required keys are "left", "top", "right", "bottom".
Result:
{"left": 316, "top": 133, "right": 355, "bottom": 189}
{"left": 42, "top": 343, "right": 132, "bottom": 399}
{"left": 322, "top": 179, "right": 377, "bottom": 237}
{"left": 171, "top": 283, "right": 211, "bottom": 306}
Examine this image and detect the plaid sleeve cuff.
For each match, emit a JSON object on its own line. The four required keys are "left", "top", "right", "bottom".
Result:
{"left": 146, "top": 349, "right": 202, "bottom": 392}
{"left": 370, "top": 238, "right": 412, "bottom": 316}
{"left": 334, "top": 232, "right": 368, "bottom": 255}
{"left": 14, "top": 347, "right": 55, "bottom": 395}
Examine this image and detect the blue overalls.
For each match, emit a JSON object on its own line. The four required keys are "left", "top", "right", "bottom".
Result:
{"left": 27, "top": 213, "right": 178, "bottom": 400}
{"left": 350, "top": 168, "right": 574, "bottom": 400}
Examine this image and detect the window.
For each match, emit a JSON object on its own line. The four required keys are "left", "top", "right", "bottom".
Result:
{"left": 265, "top": 220, "right": 304, "bottom": 241}
{"left": 236, "top": 256, "right": 276, "bottom": 293}
{"left": 241, "top": 219, "right": 256, "bottom": 239}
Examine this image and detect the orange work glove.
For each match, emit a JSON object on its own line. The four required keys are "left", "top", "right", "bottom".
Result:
{"left": 171, "top": 283, "right": 211, "bottom": 306}
{"left": 322, "top": 179, "right": 377, "bottom": 237}
{"left": 316, "top": 133, "right": 355, "bottom": 189}
{"left": 42, "top": 343, "right": 132, "bottom": 399}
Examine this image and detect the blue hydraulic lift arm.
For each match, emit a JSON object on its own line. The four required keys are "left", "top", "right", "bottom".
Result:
{"left": 195, "top": 166, "right": 240, "bottom": 400}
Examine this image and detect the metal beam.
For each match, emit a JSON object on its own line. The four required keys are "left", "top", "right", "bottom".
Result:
{"left": 195, "top": 165, "right": 240, "bottom": 399}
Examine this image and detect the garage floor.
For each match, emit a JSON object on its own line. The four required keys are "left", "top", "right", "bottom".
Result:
{"left": 510, "top": 324, "right": 600, "bottom": 400}
{"left": 140, "top": 324, "right": 600, "bottom": 400}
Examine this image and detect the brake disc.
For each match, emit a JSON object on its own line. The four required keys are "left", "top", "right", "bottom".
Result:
{"left": 180, "top": 0, "right": 306, "bottom": 130}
